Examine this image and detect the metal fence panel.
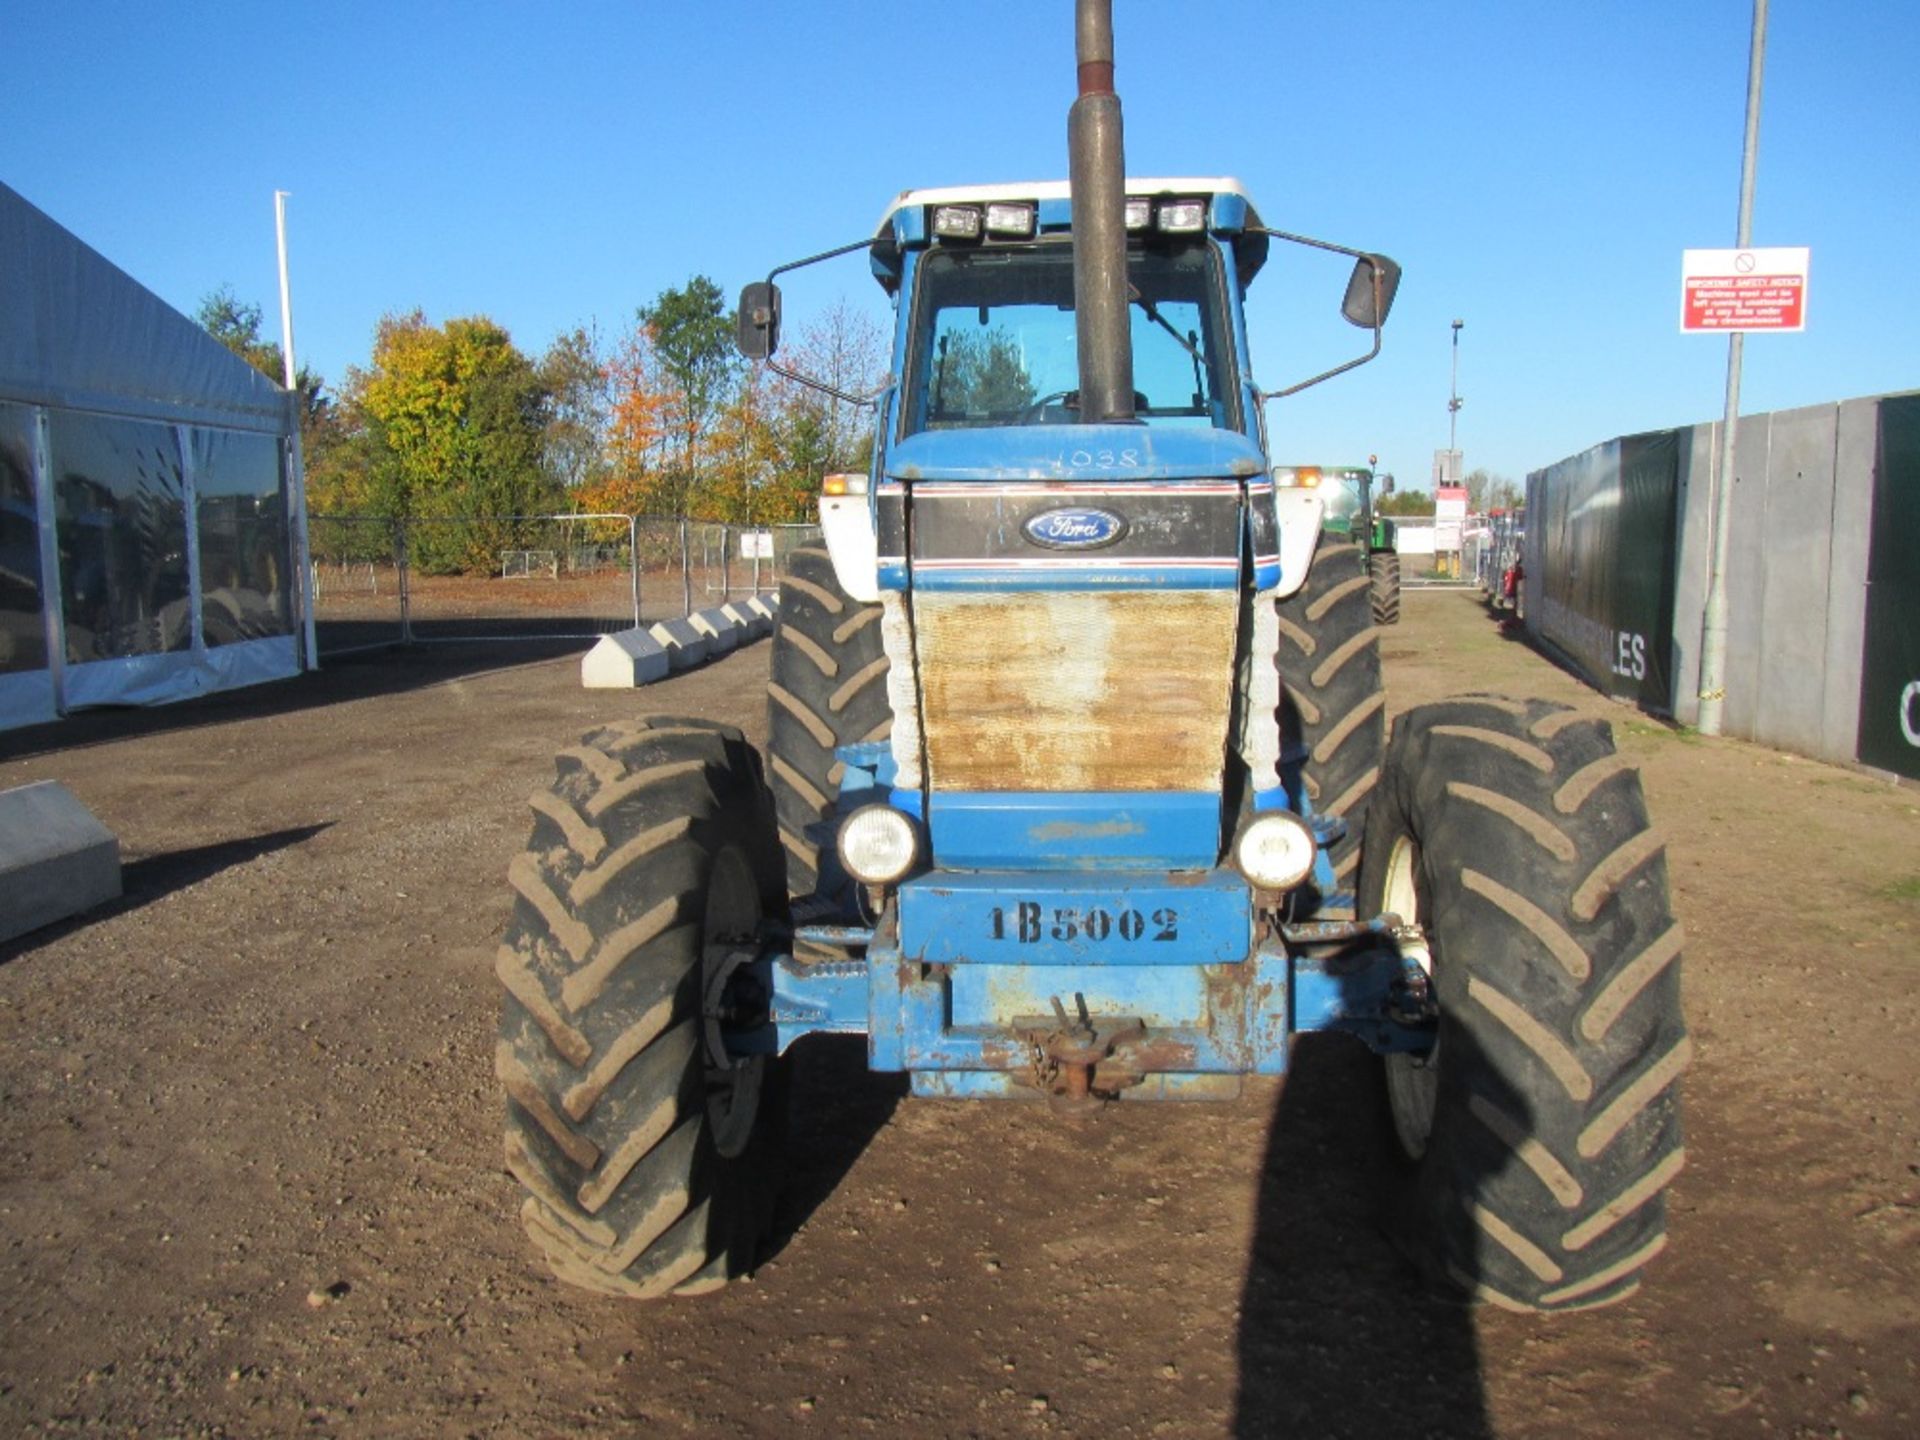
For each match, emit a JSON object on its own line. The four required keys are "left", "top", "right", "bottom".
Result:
{"left": 308, "top": 514, "right": 406, "bottom": 656}
{"left": 398, "top": 514, "right": 640, "bottom": 643}
{"left": 308, "top": 511, "right": 818, "bottom": 657}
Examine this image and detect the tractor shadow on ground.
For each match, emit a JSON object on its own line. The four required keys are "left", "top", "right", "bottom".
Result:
{"left": 765, "top": 1034, "right": 908, "bottom": 1259}
{"left": 1233, "top": 1034, "right": 1493, "bottom": 1440}
{"left": 0, "top": 822, "right": 333, "bottom": 966}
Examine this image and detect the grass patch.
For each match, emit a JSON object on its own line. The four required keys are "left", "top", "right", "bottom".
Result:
{"left": 1810, "top": 775, "right": 1888, "bottom": 795}
{"left": 1883, "top": 876, "right": 1920, "bottom": 904}
{"left": 1620, "top": 719, "right": 1702, "bottom": 745}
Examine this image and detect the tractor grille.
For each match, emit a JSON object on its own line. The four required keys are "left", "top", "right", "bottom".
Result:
{"left": 911, "top": 590, "right": 1239, "bottom": 792}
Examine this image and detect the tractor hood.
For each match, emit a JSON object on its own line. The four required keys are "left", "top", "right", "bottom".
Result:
{"left": 885, "top": 424, "right": 1266, "bottom": 486}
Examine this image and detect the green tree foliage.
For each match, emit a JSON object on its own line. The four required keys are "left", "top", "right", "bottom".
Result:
{"left": 1378, "top": 489, "right": 1438, "bottom": 517}
{"left": 539, "top": 326, "right": 610, "bottom": 494}
{"left": 638, "top": 276, "right": 739, "bottom": 517}
{"left": 344, "top": 311, "right": 560, "bottom": 572}
{"left": 197, "top": 285, "right": 329, "bottom": 430}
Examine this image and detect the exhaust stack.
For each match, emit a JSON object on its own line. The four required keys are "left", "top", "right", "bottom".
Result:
{"left": 1069, "top": 0, "right": 1135, "bottom": 423}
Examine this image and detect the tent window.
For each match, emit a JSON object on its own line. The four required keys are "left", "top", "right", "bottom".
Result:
{"left": 49, "top": 413, "right": 191, "bottom": 662}
{"left": 0, "top": 404, "right": 48, "bottom": 674}
{"left": 193, "top": 428, "right": 291, "bottom": 645}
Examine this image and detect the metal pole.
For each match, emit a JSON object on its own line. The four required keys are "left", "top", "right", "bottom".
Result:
{"left": 627, "top": 515, "right": 641, "bottom": 628}
{"left": 679, "top": 517, "right": 692, "bottom": 617}
{"left": 275, "top": 191, "right": 321, "bottom": 671}
{"left": 1069, "top": 0, "right": 1135, "bottom": 422}
{"left": 1448, "top": 319, "right": 1463, "bottom": 455}
{"left": 1696, "top": 0, "right": 1769, "bottom": 737}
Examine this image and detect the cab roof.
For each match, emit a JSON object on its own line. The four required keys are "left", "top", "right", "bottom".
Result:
{"left": 870, "top": 177, "right": 1270, "bottom": 290}
{"left": 875, "top": 177, "right": 1261, "bottom": 235}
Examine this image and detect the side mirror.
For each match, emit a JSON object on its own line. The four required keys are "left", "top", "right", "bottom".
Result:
{"left": 736, "top": 281, "right": 781, "bottom": 359}
{"left": 1340, "top": 254, "right": 1401, "bottom": 329}
{"left": 1379, "top": 471, "right": 1396, "bottom": 495}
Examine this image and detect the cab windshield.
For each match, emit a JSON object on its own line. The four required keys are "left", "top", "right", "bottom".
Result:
{"left": 903, "top": 240, "right": 1237, "bottom": 435}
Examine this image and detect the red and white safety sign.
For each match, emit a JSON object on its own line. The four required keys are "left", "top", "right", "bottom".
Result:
{"left": 1681, "top": 247, "right": 1810, "bottom": 333}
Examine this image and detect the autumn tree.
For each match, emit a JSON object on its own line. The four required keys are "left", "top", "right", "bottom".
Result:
{"left": 345, "top": 311, "right": 559, "bottom": 572}
{"left": 584, "top": 320, "right": 675, "bottom": 519}
{"left": 740, "top": 299, "right": 889, "bottom": 523}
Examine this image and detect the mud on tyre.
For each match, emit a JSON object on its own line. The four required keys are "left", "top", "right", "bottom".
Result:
{"left": 1276, "top": 535, "right": 1385, "bottom": 891}
{"left": 496, "top": 717, "right": 788, "bottom": 1298}
{"left": 765, "top": 545, "right": 892, "bottom": 908}
{"left": 1360, "top": 695, "right": 1689, "bottom": 1311}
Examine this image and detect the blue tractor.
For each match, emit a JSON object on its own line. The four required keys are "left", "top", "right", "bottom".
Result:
{"left": 497, "top": 1, "right": 1687, "bottom": 1310}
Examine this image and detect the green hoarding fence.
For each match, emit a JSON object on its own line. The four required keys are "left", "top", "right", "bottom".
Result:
{"left": 1855, "top": 394, "right": 1920, "bottom": 779}
{"left": 1529, "top": 430, "right": 1681, "bottom": 711}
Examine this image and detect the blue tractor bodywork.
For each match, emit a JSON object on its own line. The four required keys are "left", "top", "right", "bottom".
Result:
{"left": 736, "top": 179, "right": 1422, "bottom": 1105}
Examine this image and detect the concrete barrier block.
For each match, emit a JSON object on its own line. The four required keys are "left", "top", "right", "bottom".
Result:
{"left": 581, "top": 628, "right": 671, "bottom": 689}
{"left": 745, "top": 593, "right": 778, "bottom": 625}
{"left": 0, "top": 781, "right": 122, "bottom": 944}
{"left": 721, "top": 601, "right": 770, "bottom": 640}
{"left": 689, "top": 606, "right": 743, "bottom": 655}
{"left": 647, "top": 618, "right": 711, "bottom": 671}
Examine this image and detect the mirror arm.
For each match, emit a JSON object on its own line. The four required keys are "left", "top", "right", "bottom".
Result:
{"left": 1259, "top": 317, "right": 1383, "bottom": 402}
{"left": 1246, "top": 225, "right": 1371, "bottom": 265}
{"left": 1253, "top": 246, "right": 1388, "bottom": 403}
{"left": 763, "top": 354, "right": 888, "bottom": 409}
{"left": 766, "top": 235, "right": 883, "bottom": 285}
{"left": 747, "top": 234, "right": 890, "bottom": 405}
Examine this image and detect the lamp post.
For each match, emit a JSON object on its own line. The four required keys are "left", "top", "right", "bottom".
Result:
{"left": 1696, "top": 0, "right": 1770, "bottom": 738}
{"left": 1448, "top": 318, "right": 1464, "bottom": 456}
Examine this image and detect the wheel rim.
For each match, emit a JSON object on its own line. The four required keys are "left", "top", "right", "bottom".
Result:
{"left": 701, "top": 846, "right": 764, "bottom": 1160}
{"left": 1381, "top": 832, "right": 1441, "bottom": 1160}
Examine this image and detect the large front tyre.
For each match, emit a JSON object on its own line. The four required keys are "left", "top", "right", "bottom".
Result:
{"left": 1360, "top": 696, "right": 1689, "bottom": 1312}
{"left": 1369, "top": 550, "right": 1402, "bottom": 626}
{"left": 765, "top": 545, "right": 891, "bottom": 908}
{"left": 496, "top": 717, "right": 788, "bottom": 1299}
{"left": 1275, "top": 536, "right": 1385, "bottom": 888}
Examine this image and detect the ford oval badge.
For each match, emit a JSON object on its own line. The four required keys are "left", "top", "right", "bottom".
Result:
{"left": 1022, "top": 507, "right": 1128, "bottom": 550}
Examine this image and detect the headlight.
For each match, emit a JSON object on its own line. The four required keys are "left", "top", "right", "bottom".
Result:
{"left": 1272, "top": 466, "right": 1323, "bottom": 490}
{"left": 1233, "top": 812, "right": 1318, "bottom": 891}
{"left": 837, "top": 806, "right": 920, "bottom": 885}
{"left": 1123, "top": 197, "right": 1152, "bottom": 230}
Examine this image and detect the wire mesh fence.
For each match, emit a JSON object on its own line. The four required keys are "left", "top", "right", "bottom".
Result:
{"left": 306, "top": 513, "right": 819, "bottom": 657}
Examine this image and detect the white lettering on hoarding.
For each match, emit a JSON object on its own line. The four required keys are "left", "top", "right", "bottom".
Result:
{"left": 1611, "top": 631, "right": 1648, "bottom": 682}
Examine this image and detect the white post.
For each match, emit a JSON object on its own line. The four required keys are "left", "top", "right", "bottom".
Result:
{"left": 1696, "top": 0, "right": 1769, "bottom": 736}
{"left": 276, "top": 190, "right": 321, "bottom": 671}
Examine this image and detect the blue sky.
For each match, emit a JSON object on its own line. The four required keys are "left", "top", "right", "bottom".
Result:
{"left": 6, "top": 1, "right": 1915, "bottom": 489}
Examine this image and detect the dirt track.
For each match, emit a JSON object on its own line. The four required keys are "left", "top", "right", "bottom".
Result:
{"left": 2, "top": 591, "right": 1915, "bottom": 1438}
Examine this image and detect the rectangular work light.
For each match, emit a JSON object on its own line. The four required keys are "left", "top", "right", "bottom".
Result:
{"left": 1156, "top": 199, "right": 1207, "bottom": 233}
{"left": 932, "top": 205, "right": 983, "bottom": 239}
{"left": 984, "top": 202, "right": 1035, "bottom": 237}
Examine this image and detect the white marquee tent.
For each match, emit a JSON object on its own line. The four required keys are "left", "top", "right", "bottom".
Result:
{"left": 1, "top": 181, "right": 311, "bottom": 732}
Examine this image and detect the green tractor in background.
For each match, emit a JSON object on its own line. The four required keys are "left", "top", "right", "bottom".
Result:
{"left": 1271, "top": 458, "right": 1400, "bottom": 624}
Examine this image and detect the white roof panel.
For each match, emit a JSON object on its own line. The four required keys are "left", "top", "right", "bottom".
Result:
{"left": 876, "top": 177, "right": 1255, "bottom": 234}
